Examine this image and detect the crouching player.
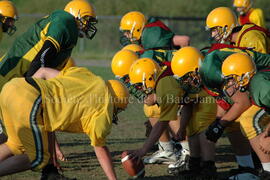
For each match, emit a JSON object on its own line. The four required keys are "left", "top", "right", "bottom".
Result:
{"left": 221, "top": 53, "right": 270, "bottom": 179}
{"left": 111, "top": 50, "right": 183, "bottom": 165}
{"left": 0, "top": 67, "right": 129, "bottom": 180}
{"left": 127, "top": 57, "right": 217, "bottom": 179}
{"left": 169, "top": 47, "right": 217, "bottom": 178}
{"left": 119, "top": 11, "right": 191, "bottom": 165}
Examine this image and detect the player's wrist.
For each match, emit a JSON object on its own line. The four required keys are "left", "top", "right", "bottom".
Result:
{"left": 218, "top": 119, "right": 231, "bottom": 128}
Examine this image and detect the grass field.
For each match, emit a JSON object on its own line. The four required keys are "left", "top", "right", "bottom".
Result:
{"left": 1, "top": 66, "right": 238, "bottom": 180}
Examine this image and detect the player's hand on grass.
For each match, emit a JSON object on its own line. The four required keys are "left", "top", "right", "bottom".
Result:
{"left": 205, "top": 119, "right": 225, "bottom": 143}
{"left": 259, "top": 131, "right": 270, "bottom": 154}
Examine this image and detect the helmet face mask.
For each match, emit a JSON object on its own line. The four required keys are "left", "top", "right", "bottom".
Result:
{"left": 130, "top": 78, "right": 155, "bottom": 96}
{"left": 233, "top": 0, "right": 252, "bottom": 15}
{"left": 222, "top": 72, "right": 253, "bottom": 97}
{"left": 1, "top": 16, "right": 16, "bottom": 35}
{"left": 208, "top": 26, "right": 228, "bottom": 43}
{"left": 236, "top": 7, "right": 247, "bottom": 15}
{"left": 222, "top": 76, "right": 239, "bottom": 97}
{"left": 174, "top": 70, "right": 202, "bottom": 94}
{"left": 64, "top": 0, "right": 97, "bottom": 39}
{"left": 206, "top": 7, "right": 237, "bottom": 43}
{"left": 76, "top": 15, "right": 97, "bottom": 39}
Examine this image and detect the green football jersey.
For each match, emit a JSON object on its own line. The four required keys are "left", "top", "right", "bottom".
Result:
{"left": 249, "top": 70, "right": 270, "bottom": 112}
{"left": 0, "top": 10, "right": 78, "bottom": 90}
{"left": 139, "top": 49, "right": 175, "bottom": 66}
{"left": 200, "top": 47, "right": 270, "bottom": 92}
{"left": 141, "top": 17, "right": 174, "bottom": 49}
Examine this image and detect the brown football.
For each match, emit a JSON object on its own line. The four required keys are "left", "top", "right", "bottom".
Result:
{"left": 121, "top": 151, "right": 145, "bottom": 179}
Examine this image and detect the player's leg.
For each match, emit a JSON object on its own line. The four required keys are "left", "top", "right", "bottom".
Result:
{"left": 168, "top": 98, "right": 217, "bottom": 176}
{"left": 225, "top": 105, "right": 266, "bottom": 179}
{"left": 0, "top": 79, "right": 37, "bottom": 176}
{"left": 144, "top": 117, "right": 177, "bottom": 164}
{"left": 241, "top": 106, "right": 270, "bottom": 178}
{"left": 55, "top": 134, "right": 66, "bottom": 161}
{"left": 199, "top": 131, "right": 217, "bottom": 178}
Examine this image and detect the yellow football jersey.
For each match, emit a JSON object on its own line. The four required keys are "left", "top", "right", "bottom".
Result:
{"left": 236, "top": 24, "right": 270, "bottom": 54}
{"left": 156, "top": 76, "right": 184, "bottom": 121}
{"left": 249, "top": 8, "right": 266, "bottom": 28}
{"left": 33, "top": 67, "right": 114, "bottom": 146}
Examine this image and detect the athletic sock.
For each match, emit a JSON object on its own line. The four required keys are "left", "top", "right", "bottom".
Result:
{"left": 262, "top": 162, "right": 270, "bottom": 172}
{"left": 159, "top": 141, "right": 174, "bottom": 152}
{"left": 236, "top": 154, "right": 255, "bottom": 168}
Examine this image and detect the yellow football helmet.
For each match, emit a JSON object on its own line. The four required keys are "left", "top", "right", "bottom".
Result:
{"left": 222, "top": 53, "right": 256, "bottom": 91}
{"left": 0, "top": 0, "right": 18, "bottom": 35}
{"left": 206, "top": 7, "right": 238, "bottom": 42}
{"left": 111, "top": 49, "right": 139, "bottom": 78}
{"left": 120, "top": 11, "right": 146, "bottom": 41}
{"left": 129, "top": 58, "right": 161, "bottom": 94}
{"left": 171, "top": 46, "right": 203, "bottom": 78}
{"left": 171, "top": 46, "right": 203, "bottom": 93}
{"left": 122, "top": 44, "right": 144, "bottom": 52}
{"left": 107, "top": 80, "right": 130, "bottom": 110}
{"left": 64, "top": 0, "right": 97, "bottom": 39}
{"left": 233, "top": 0, "right": 252, "bottom": 15}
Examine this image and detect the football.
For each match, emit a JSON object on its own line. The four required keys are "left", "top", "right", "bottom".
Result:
{"left": 121, "top": 151, "right": 145, "bottom": 178}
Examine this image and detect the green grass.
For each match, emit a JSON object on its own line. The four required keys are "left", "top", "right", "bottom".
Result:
{"left": 1, "top": 66, "right": 237, "bottom": 180}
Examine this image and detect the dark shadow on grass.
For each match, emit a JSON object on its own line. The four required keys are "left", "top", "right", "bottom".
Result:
{"left": 215, "top": 145, "right": 235, "bottom": 164}
{"left": 58, "top": 138, "right": 146, "bottom": 147}
{"left": 134, "top": 171, "right": 230, "bottom": 180}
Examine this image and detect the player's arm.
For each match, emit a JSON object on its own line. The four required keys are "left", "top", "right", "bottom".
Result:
{"left": 175, "top": 104, "right": 193, "bottom": 141}
{"left": 94, "top": 146, "right": 117, "bottom": 180}
{"left": 220, "top": 90, "right": 251, "bottom": 125}
{"left": 205, "top": 90, "right": 251, "bottom": 142}
{"left": 26, "top": 40, "right": 58, "bottom": 77}
{"left": 32, "top": 67, "right": 60, "bottom": 79}
{"left": 172, "top": 35, "right": 190, "bottom": 48}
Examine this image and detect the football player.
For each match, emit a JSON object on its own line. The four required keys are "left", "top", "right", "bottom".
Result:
{"left": 221, "top": 52, "right": 270, "bottom": 179}
{"left": 206, "top": 7, "right": 270, "bottom": 54}
{"left": 233, "top": 0, "right": 266, "bottom": 28}
{"left": 0, "top": 67, "right": 129, "bottom": 180}
{"left": 119, "top": 12, "right": 191, "bottom": 165}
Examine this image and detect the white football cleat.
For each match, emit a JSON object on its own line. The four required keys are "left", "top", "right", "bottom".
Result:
{"left": 143, "top": 149, "right": 178, "bottom": 164}
{"left": 167, "top": 148, "right": 190, "bottom": 174}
